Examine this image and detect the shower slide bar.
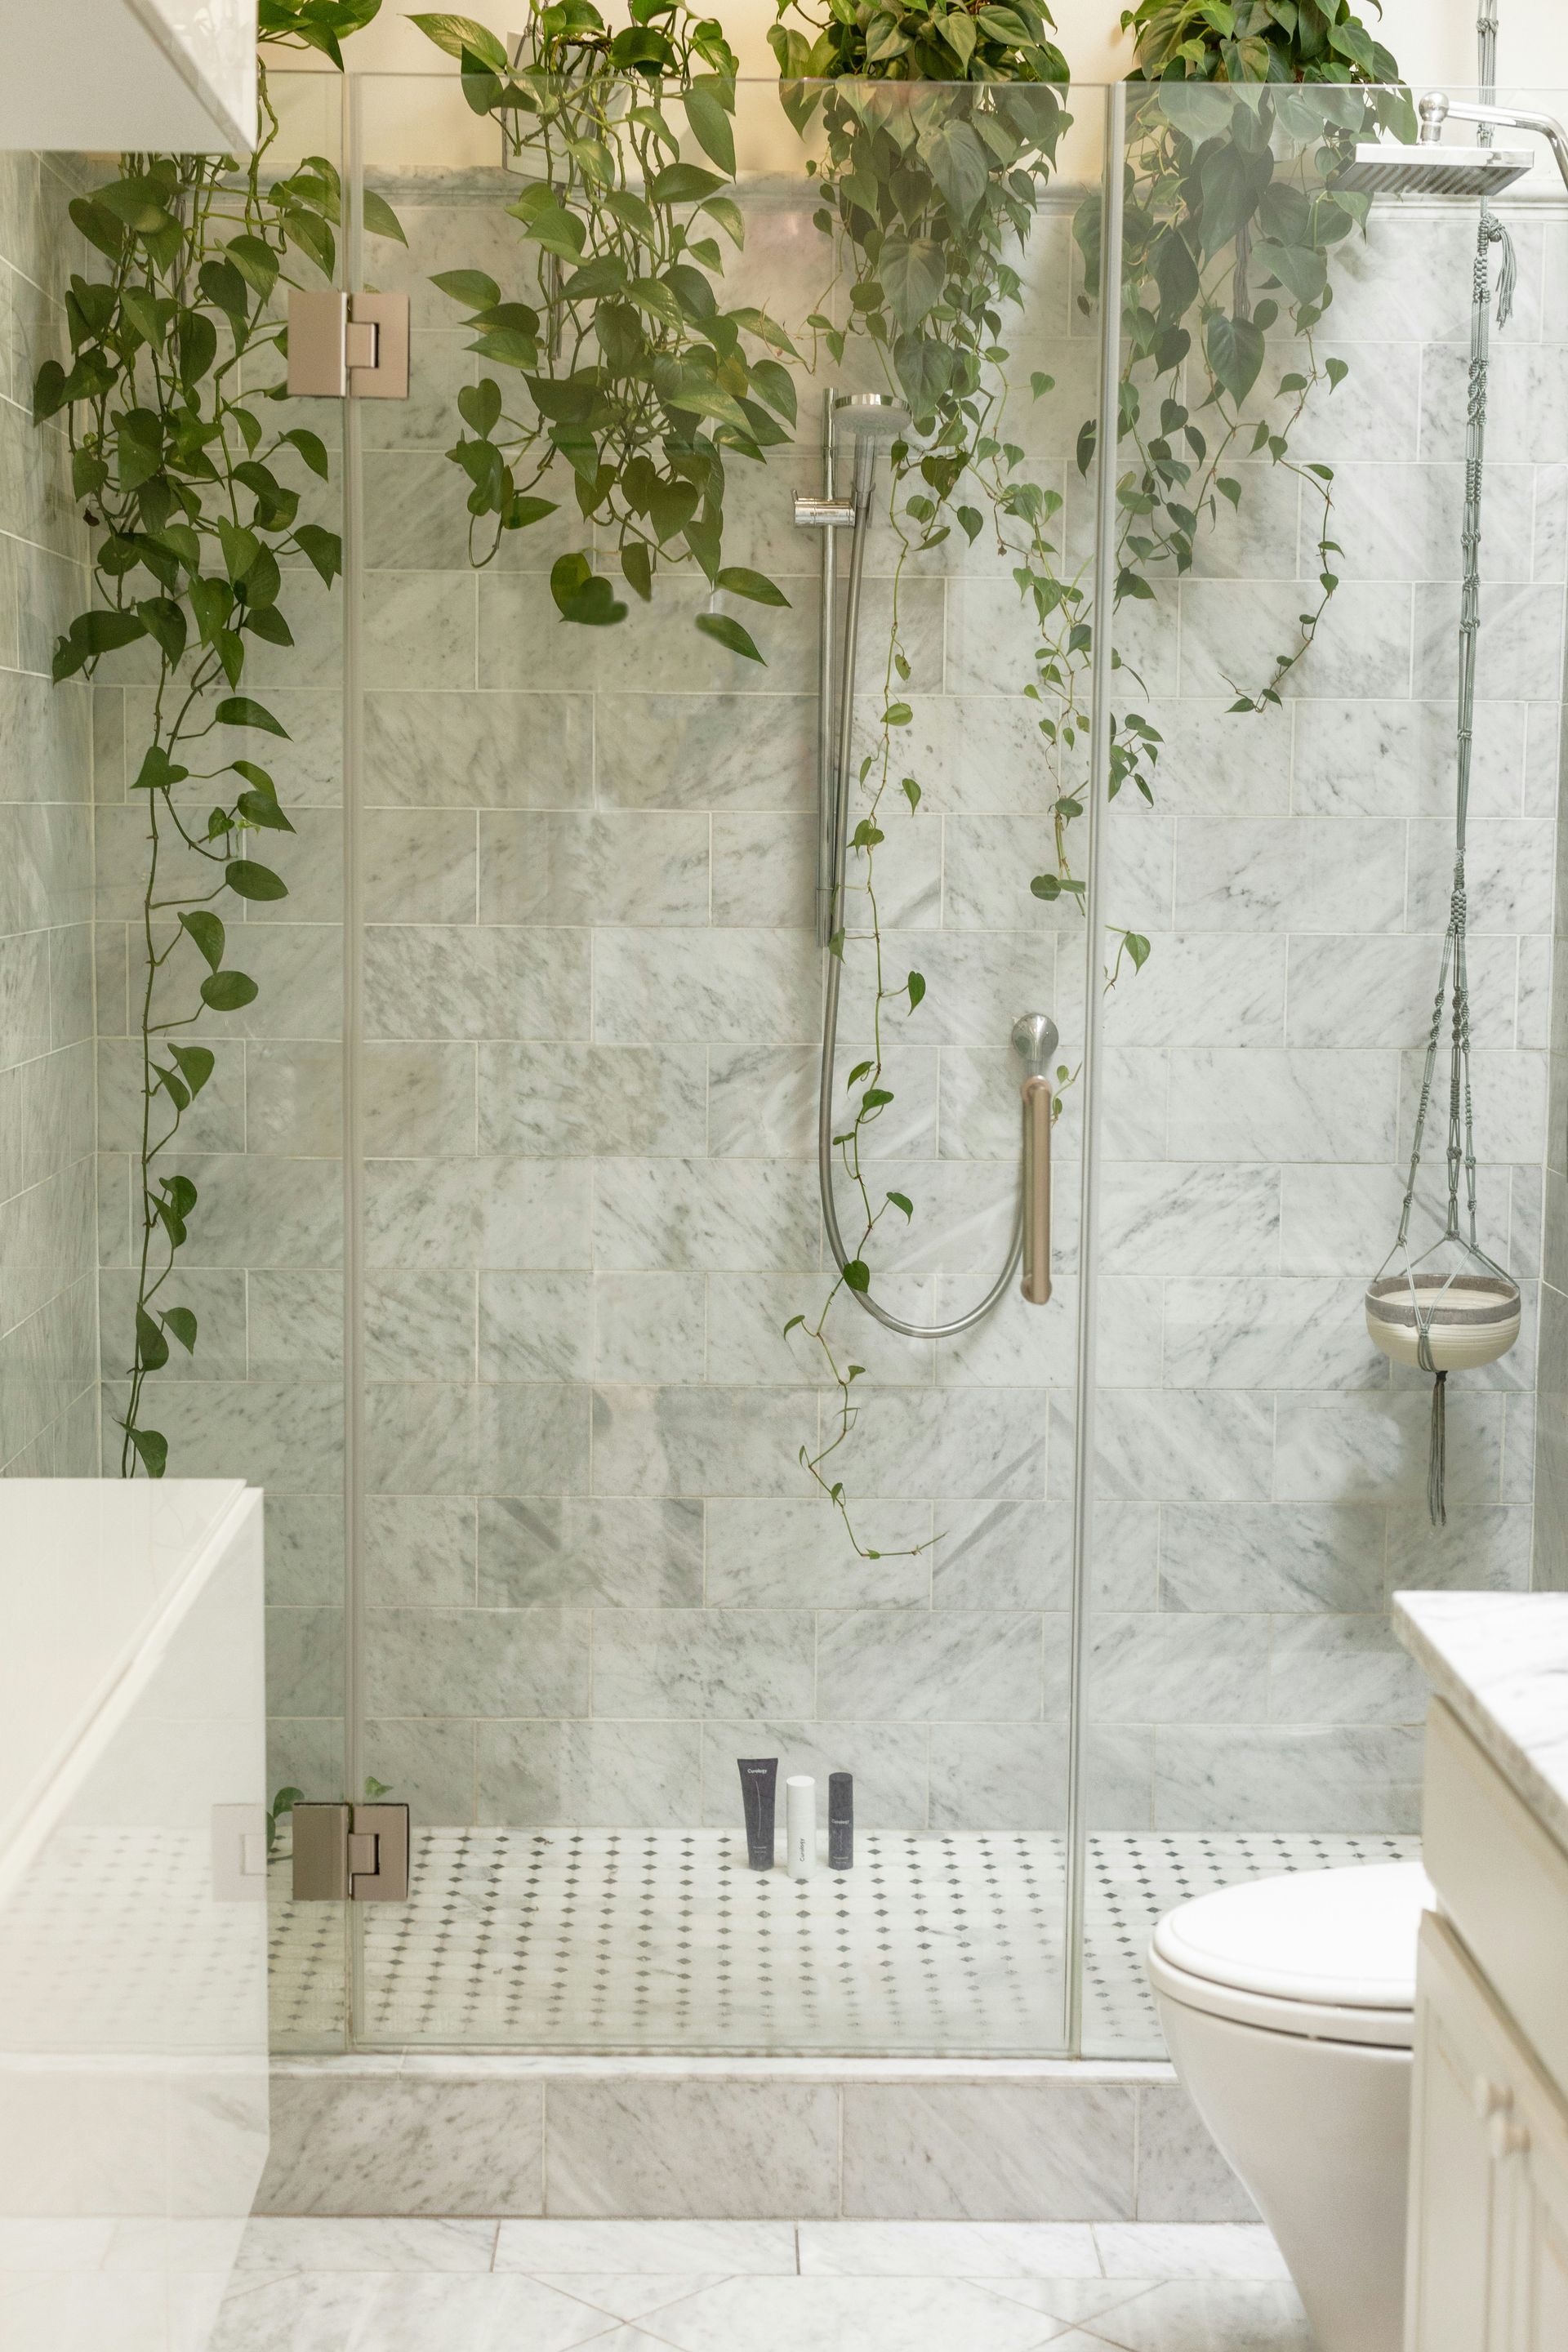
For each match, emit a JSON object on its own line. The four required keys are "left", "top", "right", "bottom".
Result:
{"left": 794, "top": 390, "right": 1056, "bottom": 1333}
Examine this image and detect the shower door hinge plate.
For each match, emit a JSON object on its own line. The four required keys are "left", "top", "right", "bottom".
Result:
{"left": 286, "top": 290, "right": 410, "bottom": 399}
{"left": 292, "top": 1800, "right": 410, "bottom": 1902}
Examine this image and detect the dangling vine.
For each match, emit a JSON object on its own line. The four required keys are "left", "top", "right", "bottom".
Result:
{"left": 412, "top": 2, "right": 795, "bottom": 653}
{"left": 34, "top": 0, "right": 400, "bottom": 1474}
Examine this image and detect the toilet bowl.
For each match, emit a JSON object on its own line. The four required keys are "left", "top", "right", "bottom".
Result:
{"left": 1148, "top": 1860, "right": 1432, "bottom": 2352}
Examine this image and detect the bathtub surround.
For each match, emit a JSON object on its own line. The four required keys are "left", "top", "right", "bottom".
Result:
{"left": 0, "top": 156, "right": 96, "bottom": 1477}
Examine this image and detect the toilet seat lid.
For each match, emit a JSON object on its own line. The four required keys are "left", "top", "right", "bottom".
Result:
{"left": 1152, "top": 1861, "right": 1432, "bottom": 2010}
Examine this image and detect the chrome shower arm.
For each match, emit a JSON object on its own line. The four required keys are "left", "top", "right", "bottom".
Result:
{"left": 1420, "top": 91, "right": 1568, "bottom": 192}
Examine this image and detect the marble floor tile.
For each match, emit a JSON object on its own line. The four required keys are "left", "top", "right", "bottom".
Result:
{"left": 1071, "top": 2278, "right": 1314, "bottom": 2350}
{"left": 494, "top": 2221, "right": 796, "bottom": 2274}
{"left": 795, "top": 2221, "right": 1101, "bottom": 2277}
{"left": 207, "top": 2270, "right": 372, "bottom": 2352}
{"left": 617, "top": 2274, "right": 1074, "bottom": 2352}
{"left": 979, "top": 2279, "right": 1163, "bottom": 2327}
{"left": 1091, "top": 2226, "right": 1290, "bottom": 2280}
{"left": 351, "top": 2271, "right": 624, "bottom": 2350}
{"left": 234, "top": 2218, "right": 497, "bottom": 2272}
{"left": 535, "top": 2275, "right": 733, "bottom": 2323}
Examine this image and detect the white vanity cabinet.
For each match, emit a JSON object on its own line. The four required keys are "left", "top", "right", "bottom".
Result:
{"left": 1405, "top": 1910, "right": 1568, "bottom": 2352}
{"left": 1395, "top": 1594, "right": 1568, "bottom": 2352}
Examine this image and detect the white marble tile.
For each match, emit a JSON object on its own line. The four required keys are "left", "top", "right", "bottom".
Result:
{"left": 795, "top": 2221, "right": 1099, "bottom": 2277}
{"left": 352, "top": 2271, "right": 628, "bottom": 2350}
{"left": 1076, "top": 2278, "right": 1313, "bottom": 2348}
{"left": 535, "top": 2275, "right": 733, "bottom": 2322}
{"left": 256, "top": 2074, "right": 543, "bottom": 2216}
{"left": 1091, "top": 2225, "right": 1289, "bottom": 2281}
{"left": 626, "top": 2274, "right": 1077, "bottom": 2352}
{"left": 841, "top": 2082, "right": 1136, "bottom": 2222}
{"left": 234, "top": 2219, "right": 497, "bottom": 2272}
{"left": 545, "top": 2080, "right": 840, "bottom": 2218}
{"left": 979, "top": 2278, "right": 1158, "bottom": 2327}
{"left": 495, "top": 2221, "right": 796, "bottom": 2274}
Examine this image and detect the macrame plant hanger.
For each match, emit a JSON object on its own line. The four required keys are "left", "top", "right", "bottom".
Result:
{"left": 1363, "top": 0, "right": 1522, "bottom": 1523}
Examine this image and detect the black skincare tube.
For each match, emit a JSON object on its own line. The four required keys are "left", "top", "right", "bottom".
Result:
{"left": 828, "top": 1771, "right": 853, "bottom": 1870}
{"left": 738, "top": 1757, "right": 778, "bottom": 1871}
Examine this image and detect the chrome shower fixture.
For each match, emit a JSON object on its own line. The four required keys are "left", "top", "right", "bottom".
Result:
{"left": 830, "top": 390, "right": 911, "bottom": 444}
{"left": 1332, "top": 89, "right": 1568, "bottom": 198}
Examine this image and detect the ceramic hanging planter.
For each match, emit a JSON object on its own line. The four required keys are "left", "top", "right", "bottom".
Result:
{"left": 1364, "top": 1270, "right": 1521, "bottom": 1374}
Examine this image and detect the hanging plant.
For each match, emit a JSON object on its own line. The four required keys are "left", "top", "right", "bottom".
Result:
{"left": 1092, "top": 0, "right": 1412, "bottom": 710}
{"left": 34, "top": 0, "right": 401, "bottom": 1476}
{"left": 411, "top": 3, "right": 795, "bottom": 658}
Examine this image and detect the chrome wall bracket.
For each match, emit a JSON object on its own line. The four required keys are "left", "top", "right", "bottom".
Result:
{"left": 292, "top": 1799, "right": 410, "bottom": 1902}
{"left": 794, "top": 492, "right": 857, "bottom": 531}
{"left": 286, "top": 289, "right": 410, "bottom": 399}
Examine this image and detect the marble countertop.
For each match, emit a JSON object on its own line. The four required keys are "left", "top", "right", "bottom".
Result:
{"left": 1394, "top": 1590, "right": 1568, "bottom": 1855}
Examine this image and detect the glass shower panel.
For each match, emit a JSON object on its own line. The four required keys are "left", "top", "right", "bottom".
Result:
{"left": 1082, "top": 82, "right": 1561, "bottom": 2057}
{"left": 344, "top": 70, "right": 1108, "bottom": 2052}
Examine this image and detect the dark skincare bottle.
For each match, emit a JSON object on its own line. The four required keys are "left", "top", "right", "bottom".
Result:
{"left": 828, "top": 1771, "right": 853, "bottom": 1870}
{"left": 738, "top": 1757, "right": 778, "bottom": 1870}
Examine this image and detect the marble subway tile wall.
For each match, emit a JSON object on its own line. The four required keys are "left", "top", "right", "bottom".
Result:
{"left": 354, "top": 171, "right": 1090, "bottom": 1833}
{"left": 0, "top": 156, "right": 97, "bottom": 1477}
{"left": 1091, "top": 194, "right": 1566, "bottom": 1828}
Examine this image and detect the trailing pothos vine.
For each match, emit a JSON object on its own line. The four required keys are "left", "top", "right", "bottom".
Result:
{"left": 35, "top": 0, "right": 402, "bottom": 1475}
{"left": 411, "top": 1, "right": 796, "bottom": 653}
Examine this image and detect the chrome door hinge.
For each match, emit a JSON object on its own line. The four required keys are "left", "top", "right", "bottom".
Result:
{"left": 291, "top": 1800, "right": 411, "bottom": 1902}
{"left": 286, "top": 290, "right": 410, "bottom": 399}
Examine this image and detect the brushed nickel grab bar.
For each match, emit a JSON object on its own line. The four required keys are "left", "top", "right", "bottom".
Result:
{"left": 1021, "top": 1075, "right": 1053, "bottom": 1306}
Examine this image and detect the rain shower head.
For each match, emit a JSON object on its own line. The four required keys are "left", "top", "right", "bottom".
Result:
{"left": 1331, "top": 141, "right": 1532, "bottom": 197}
{"left": 831, "top": 391, "right": 911, "bottom": 444}
{"left": 1332, "top": 89, "right": 1568, "bottom": 198}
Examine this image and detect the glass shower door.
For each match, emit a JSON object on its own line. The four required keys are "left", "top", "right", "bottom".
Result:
{"left": 340, "top": 67, "right": 1112, "bottom": 2053}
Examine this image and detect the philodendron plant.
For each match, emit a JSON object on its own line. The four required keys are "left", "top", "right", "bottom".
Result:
{"left": 35, "top": 0, "right": 401, "bottom": 1474}
{"left": 411, "top": 2, "right": 795, "bottom": 657}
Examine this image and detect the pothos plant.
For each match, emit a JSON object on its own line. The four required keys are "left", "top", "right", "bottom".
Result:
{"left": 1085, "top": 0, "right": 1414, "bottom": 714}
{"left": 409, "top": 2, "right": 796, "bottom": 656}
{"left": 767, "top": 0, "right": 1405, "bottom": 1552}
{"left": 35, "top": 0, "right": 403, "bottom": 1475}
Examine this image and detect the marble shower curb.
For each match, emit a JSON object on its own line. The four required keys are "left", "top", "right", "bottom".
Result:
{"left": 258, "top": 2056, "right": 1254, "bottom": 2225}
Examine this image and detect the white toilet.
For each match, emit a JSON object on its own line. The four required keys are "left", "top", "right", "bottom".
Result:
{"left": 1148, "top": 1860, "right": 1432, "bottom": 2352}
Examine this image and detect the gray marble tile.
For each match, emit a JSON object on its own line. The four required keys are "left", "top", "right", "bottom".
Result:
{"left": 478, "top": 1495, "right": 704, "bottom": 1608}
{"left": 479, "top": 1382, "right": 594, "bottom": 1494}
{"left": 699, "top": 1718, "right": 929, "bottom": 1830}
{"left": 546, "top": 2080, "right": 840, "bottom": 2218}
{"left": 1180, "top": 581, "right": 1413, "bottom": 703}
{"left": 247, "top": 1041, "right": 345, "bottom": 1156}
{"left": 1089, "top": 1610, "right": 1271, "bottom": 1726}
{"left": 929, "top": 1498, "right": 1069, "bottom": 1612}
{"left": 365, "top": 1494, "right": 477, "bottom": 1605}
{"left": 359, "top": 1040, "right": 474, "bottom": 1169}
{"left": 591, "top": 1608, "right": 816, "bottom": 1719}
{"left": 704, "top": 1268, "right": 933, "bottom": 1392}
{"left": 1293, "top": 696, "right": 1524, "bottom": 820}
{"left": 364, "top": 689, "right": 593, "bottom": 810}
{"left": 479, "top": 812, "right": 710, "bottom": 926}
{"left": 494, "top": 2218, "right": 796, "bottom": 2272}
{"left": 365, "top": 1605, "right": 590, "bottom": 1717}
{"left": 250, "top": 1268, "right": 345, "bottom": 1379}
{"left": 207, "top": 2270, "right": 370, "bottom": 2350}
{"left": 927, "top": 1722, "right": 1070, "bottom": 1831}
{"left": 817, "top": 1609, "right": 1052, "bottom": 1722}
{"left": 1152, "top": 1724, "right": 1423, "bottom": 1832}
{"left": 365, "top": 924, "right": 588, "bottom": 1043}
{"left": 1166, "top": 1047, "right": 1396, "bottom": 1164}
{"left": 592, "top": 1272, "right": 706, "bottom": 1384}
{"left": 265, "top": 1491, "right": 345, "bottom": 1607}
{"left": 365, "top": 1379, "right": 479, "bottom": 1494}
{"left": 366, "top": 1269, "right": 476, "bottom": 1382}
{"left": 1162, "top": 1274, "right": 1384, "bottom": 1392}
{"left": 363, "top": 570, "right": 476, "bottom": 690}
{"left": 1386, "top": 1502, "right": 1533, "bottom": 1597}
{"left": 266, "top": 1605, "right": 344, "bottom": 1717}
{"left": 364, "top": 1717, "right": 479, "bottom": 1824}
{"left": 595, "top": 694, "right": 815, "bottom": 813}
{"left": 256, "top": 2074, "right": 541, "bottom": 2216}
{"left": 1273, "top": 1387, "right": 1504, "bottom": 1507}
{"left": 365, "top": 1156, "right": 591, "bottom": 1271}
{"left": 705, "top": 1496, "right": 931, "bottom": 1608}
{"left": 234, "top": 2216, "right": 497, "bottom": 2270}
{"left": 1071, "top": 2278, "right": 1312, "bottom": 2348}
{"left": 711, "top": 813, "right": 817, "bottom": 929}
{"left": 1406, "top": 814, "right": 1556, "bottom": 938}
{"left": 1102, "top": 934, "right": 1285, "bottom": 1050}
{"left": 594, "top": 1159, "right": 820, "bottom": 1273}
{"left": 1160, "top": 1503, "right": 1384, "bottom": 1615}
{"left": 1100, "top": 1162, "right": 1280, "bottom": 1277}
{"left": 478, "top": 1272, "right": 592, "bottom": 1382}
{"left": 590, "top": 1385, "right": 817, "bottom": 1499}
{"left": 591, "top": 928, "right": 821, "bottom": 1046}
{"left": 364, "top": 808, "right": 478, "bottom": 924}
{"left": 841, "top": 2082, "right": 1136, "bottom": 2221}
{"left": 479, "top": 1718, "right": 702, "bottom": 1827}
{"left": 1133, "top": 2088, "right": 1255, "bottom": 2225}
{"left": 1267, "top": 1612, "right": 1428, "bottom": 1725}
{"left": 1094, "top": 1391, "right": 1274, "bottom": 1503}
{"left": 1173, "top": 817, "right": 1406, "bottom": 935}
{"left": 479, "top": 1043, "right": 706, "bottom": 1159}
{"left": 818, "top": 1388, "right": 1049, "bottom": 1500}
{"left": 626, "top": 2274, "right": 1085, "bottom": 2350}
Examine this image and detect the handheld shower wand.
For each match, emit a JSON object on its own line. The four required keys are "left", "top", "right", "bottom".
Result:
{"left": 794, "top": 392, "right": 1058, "bottom": 1337}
